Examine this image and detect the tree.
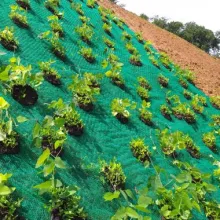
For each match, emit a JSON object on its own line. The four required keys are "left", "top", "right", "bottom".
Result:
{"left": 152, "top": 16, "right": 168, "bottom": 29}
{"left": 167, "top": 21, "right": 184, "bottom": 36}
{"left": 140, "top": 13, "right": 149, "bottom": 21}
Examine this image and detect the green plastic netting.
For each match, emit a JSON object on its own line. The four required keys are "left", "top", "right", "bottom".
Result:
{"left": 0, "top": 0, "right": 219, "bottom": 219}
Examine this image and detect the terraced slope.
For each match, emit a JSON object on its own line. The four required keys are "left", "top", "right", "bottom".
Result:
{"left": 0, "top": 0, "right": 220, "bottom": 220}
{"left": 99, "top": 0, "right": 220, "bottom": 96}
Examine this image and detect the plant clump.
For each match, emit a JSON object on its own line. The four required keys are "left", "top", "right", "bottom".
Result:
{"left": 210, "top": 96, "right": 220, "bottom": 109}
{"left": 137, "top": 86, "right": 149, "bottom": 101}
{"left": 137, "top": 76, "right": 151, "bottom": 90}
{"left": 129, "top": 54, "right": 142, "bottom": 66}
{"left": 160, "top": 104, "right": 172, "bottom": 120}
{"left": 158, "top": 73, "right": 169, "bottom": 87}
{"left": 75, "top": 23, "right": 94, "bottom": 44}
{"left": 202, "top": 131, "right": 217, "bottom": 152}
{"left": 79, "top": 46, "right": 96, "bottom": 63}
{"left": 139, "top": 101, "right": 153, "bottom": 126}
{"left": 16, "top": 0, "right": 31, "bottom": 10}
{"left": 9, "top": 5, "right": 29, "bottom": 28}
{"left": 48, "top": 15, "right": 64, "bottom": 37}
{"left": 111, "top": 98, "right": 136, "bottom": 123}
{"left": 0, "top": 27, "right": 18, "bottom": 51}
{"left": 130, "top": 138, "right": 151, "bottom": 166}
{"left": 39, "top": 60, "right": 61, "bottom": 86}
{"left": 101, "top": 159, "right": 126, "bottom": 191}
{"left": 103, "top": 37, "right": 115, "bottom": 49}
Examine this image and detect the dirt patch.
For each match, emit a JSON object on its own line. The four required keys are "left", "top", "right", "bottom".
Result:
{"left": 99, "top": 0, "right": 220, "bottom": 96}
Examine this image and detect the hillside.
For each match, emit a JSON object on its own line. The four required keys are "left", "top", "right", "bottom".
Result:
{"left": 99, "top": 0, "right": 220, "bottom": 96}
{"left": 0, "top": 0, "right": 220, "bottom": 220}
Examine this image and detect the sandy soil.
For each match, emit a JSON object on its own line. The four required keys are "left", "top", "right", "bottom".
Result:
{"left": 98, "top": 0, "right": 220, "bottom": 96}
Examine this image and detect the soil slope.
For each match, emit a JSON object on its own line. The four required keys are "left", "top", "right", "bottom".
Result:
{"left": 99, "top": 0, "right": 220, "bottom": 96}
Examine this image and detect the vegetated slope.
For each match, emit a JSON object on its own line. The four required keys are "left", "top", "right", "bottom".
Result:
{"left": 0, "top": 0, "right": 219, "bottom": 220}
{"left": 99, "top": 0, "right": 220, "bottom": 96}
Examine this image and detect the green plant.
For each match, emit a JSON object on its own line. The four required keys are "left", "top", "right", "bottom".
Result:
{"left": 104, "top": 187, "right": 153, "bottom": 219}
{"left": 202, "top": 131, "right": 216, "bottom": 151}
{"left": 179, "top": 77, "right": 188, "bottom": 89}
{"left": 203, "top": 201, "right": 220, "bottom": 219}
{"left": 158, "top": 73, "right": 169, "bottom": 87}
{"left": 0, "top": 57, "right": 43, "bottom": 105}
{"left": 135, "top": 32, "right": 144, "bottom": 43}
{"left": 210, "top": 115, "right": 220, "bottom": 127}
{"left": 102, "top": 53, "right": 125, "bottom": 88}
{"left": 103, "top": 22, "right": 112, "bottom": 34}
{"left": 122, "top": 31, "right": 131, "bottom": 40}
{"left": 0, "top": 27, "right": 18, "bottom": 51}
{"left": 40, "top": 31, "right": 65, "bottom": 59}
{"left": 139, "top": 101, "right": 153, "bottom": 125}
{"left": 184, "top": 135, "right": 200, "bottom": 159}
{"left": 79, "top": 15, "right": 90, "bottom": 24}
{"left": 0, "top": 173, "right": 22, "bottom": 219}
{"left": 183, "top": 90, "right": 192, "bottom": 100}
{"left": 130, "top": 138, "right": 151, "bottom": 166}
{"left": 157, "top": 129, "right": 188, "bottom": 156}
{"left": 137, "top": 76, "right": 151, "bottom": 90}
{"left": 103, "top": 37, "right": 115, "bottom": 48}
{"left": 75, "top": 23, "right": 94, "bottom": 43}
{"left": 48, "top": 15, "right": 64, "bottom": 37}
{"left": 33, "top": 116, "right": 67, "bottom": 156}
{"left": 48, "top": 98, "right": 84, "bottom": 136}
{"left": 9, "top": 5, "right": 29, "bottom": 28}
{"left": 137, "top": 86, "right": 149, "bottom": 101}
{"left": 39, "top": 60, "right": 61, "bottom": 85}
{"left": 101, "top": 159, "right": 126, "bottom": 190}
{"left": 68, "top": 74, "right": 100, "bottom": 111}
{"left": 129, "top": 54, "right": 142, "bottom": 66}
{"left": 16, "top": 0, "right": 30, "bottom": 10}
{"left": 71, "top": 2, "right": 84, "bottom": 15}
{"left": 111, "top": 98, "right": 136, "bottom": 123}
{"left": 125, "top": 42, "right": 138, "bottom": 54}
{"left": 84, "top": 72, "right": 102, "bottom": 89}
{"left": 149, "top": 56, "right": 160, "bottom": 68}
{"left": 176, "top": 69, "right": 195, "bottom": 84}
{"left": 160, "top": 104, "right": 172, "bottom": 120}
{"left": 79, "top": 46, "right": 95, "bottom": 63}
{"left": 87, "top": 0, "right": 96, "bottom": 8}
{"left": 144, "top": 41, "right": 153, "bottom": 53}
{"left": 210, "top": 96, "right": 220, "bottom": 109}
{"left": 0, "top": 97, "right": 19, "bottom": 154}
{"left": 172, "top": 103, "right": 196, "bottom": 124}
{"left": 159, "top": 52, "right": 172, "bottom": 70}
{"left": 191, "top": 95, "right": 204, "bottom": 114}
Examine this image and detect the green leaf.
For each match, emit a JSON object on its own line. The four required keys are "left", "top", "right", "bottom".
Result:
{"left": 54, "top": 140, "right": 64, "bottom": 149}
{"left": 138, "top": 195, "right": 153, "bottom": 207}
{"left": 0, "top": 184, "right": 14, "bottom": 196}
{"left": 111, "top": 207, "right": 127, "bottom": 220}
{"left": 43, "top": 161, "right": 55, "bottom": 177}
{"left": 34, "top": 180, "right": 52, "bottom": 194}
{"left": 36, "top": 148, "right": 50, "bottom": 168}
{"left": 125, "top": 189, "right": 134, "bottom": 200}
{"left": 55, "top": 157, "right": 66, "bottom": 169}
{"left": 32, "top": 122, "right": 41, "bottom": 139}
{"left": 103, "top": 191, "right": 120, "bottom": 201}
{"left": 16, "top": 116, "right": 28, "bottom": 123}
{"left": 54, "top": 117, "right": 65, "bottom": 128}
{"left": 0, "top": 97, "right": 9, "bottom": 109}
{"left": 126, "top": 207, "right": 140, "bottom": 218}
{"left": 0, "top": 65, "right": 10, "bottom": 81}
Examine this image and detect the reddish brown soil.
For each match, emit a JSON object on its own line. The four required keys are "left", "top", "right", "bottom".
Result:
{"left": 99, "top": 0, "right": 220, "bottom": 96}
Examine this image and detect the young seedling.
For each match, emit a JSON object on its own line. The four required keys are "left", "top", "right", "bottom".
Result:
{"left": 48, "top": 15, "right": 64, "bottom": 37}
{"left": 33, "top": 116, "right": 67, "bottom": 156}
{"left": 159, "top": 52, "right": 172, "bottom": 71}
{"left": 122, "top": 31, "right": 131, "bottom": 40}
{"left": 68, "top": 74, "right": 100, "bottom": 111}
{"left": 45, "top": 0, "right": 63, "bottom": 18}
{"left": 0, "top": 27, "right": 18, "bottom": 51}
{"left": 135, "top": 32, "right": 144, "bottom": 43}
{"left": 210, "top": 96, "right": 220, "bottom": 109}
{"left": 0, "top": 97, "right": 19, "bottom": 154}
{"left": 185, "top": 135, "right": 200, "bottom": 159}
{"left": 101, "top": 159, "right": 126, "bottom": 191}
{"left": 179, "top": 77, "right": 188, "bottom": 89}
{"left": 183, "top": 90, "right": 192, "bottom": 100}
{"left": 111, "top": 98, "right": 136, "bottom": 123}
{"left": 0, "top": 57, "right": 43, "bottom": 105}
{"left": 0, "top": 173, "right": 22, "bottom": 219}
{"left": 40, "top": 31, "right": 66, "bottom": 60}
{"left": 48, "top": 98, "right": 84, "bottom": 136}
{"left": 71, "top": 2, "right": 84, "bottom": 15}
{"left": 191, "top": 95, "right": 204, "bottom": 114}
{"left": 202, "top": 131, "right": 216, "bottom": 152}
{"left": 144, "top": 41, "right": 153, "bottom": 54}
{"left": 87, "top": 0, "right": 96, "bottom": 8}
{"left": 149, "top": 56, "right": 160, "bottom": 69}
{"left": 137, "top": 86, "right": 149, "bottom": 101}
{"left": 158, "top": 73, "right": 169, "bottom": 87}
{"left": 39, "top": 60, "right": 61, "bottom": 86}
{"left": 160, "top": 104, "right": 172, "bottom": 120}
{"left": 130, "top": 54, "right": 142, "bottom": 66}
{"left": 9, "top": 5, "right": 29, "bottom": 28}
{"left": 75, "top": 23, "right": 94, "bottom": 44}
{"left": 79, "top": 46, "right": 95, "bottom": 63}
{"left": 79, "top": 15, "right": 90, "bottom": 24}
{"left": 137, "top": 76, "right": 151, "bottom": 90}
{"left": 139, "top": 101, "right": 153, "bottom": 126}
{"left": 103, "top": 37, "right": 115, "bottom": 49}
{"left": 125, "top": 42, "right": 138, "bottom": 54}
{"left": 103, "top": 23, "right": 112, "bottom": 35}
{"left": 130, "top": 138, "right": 151, "bottom": 166}
{"left": 210, "top": 115, "right": 220, "bottom": 127}
{"left": 16, "top": 0, "right": 31, "bottom": 10}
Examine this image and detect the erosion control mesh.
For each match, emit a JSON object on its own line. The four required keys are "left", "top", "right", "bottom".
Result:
{"left": 0, "top": 0, "right": 219, "bottom": 219}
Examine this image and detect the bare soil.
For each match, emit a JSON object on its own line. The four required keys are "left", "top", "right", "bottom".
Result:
{"left": 99, "top": 0, "right": 220, "bottom": 96}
